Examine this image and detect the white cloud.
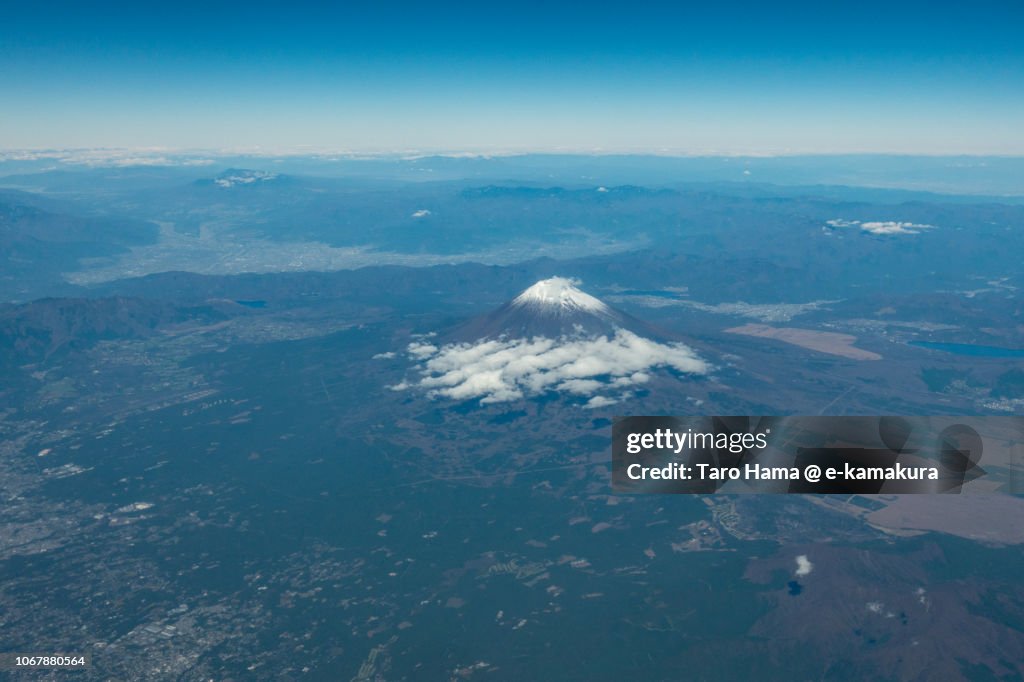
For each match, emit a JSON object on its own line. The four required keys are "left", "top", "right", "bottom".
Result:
{"left": 407, "top": 342, "right": 438, "bottom": 359}
{"left": 411, "top": 209, "right": 431, "bottom": 218}
{"left": 795, "top": 554, "right": 814, "bottom": 577}
{"left": 557, "top": 378, "right": 606, "bottom": 394}
{"left": 0, "top": 149, "right": 218, "bottom": 168}
{"left": 826, "top": 219, "right": 935, "bottom": 235}
{"left": 395, "top": 329, "right": 707, "bottom": 405}
{"left": 372, "top": 351, "right": 396, "bottom": 359}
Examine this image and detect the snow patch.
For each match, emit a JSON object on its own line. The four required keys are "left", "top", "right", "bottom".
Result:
{"left": 214, "top": 170, "right": 278, "bottom": 188}
{"left": 826, "top": 219, "right": 935, "bottom": 235}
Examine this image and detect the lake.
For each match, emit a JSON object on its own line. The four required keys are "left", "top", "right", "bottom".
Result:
{"left": 909, "top": 341, "right": 1024, "bottom": 358}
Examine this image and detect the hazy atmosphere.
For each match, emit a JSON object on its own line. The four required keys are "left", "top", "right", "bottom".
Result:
{"left": 2, "top": 2, "right": 1023, "bottom": 680}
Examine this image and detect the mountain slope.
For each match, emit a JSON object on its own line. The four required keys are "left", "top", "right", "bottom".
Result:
{"left": 451, "top": 277, "right": 674, "bottom": 342}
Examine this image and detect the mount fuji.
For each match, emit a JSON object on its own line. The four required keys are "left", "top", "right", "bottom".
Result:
{"left": 451, "top": 277, "right": 670, "bottom": 342}
{"left": 394, "top": 277, "right": 708, "bottom": 407}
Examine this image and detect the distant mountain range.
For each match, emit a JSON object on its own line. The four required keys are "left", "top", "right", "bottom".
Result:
{"left": 0, "top": 192, "right": 157, "bottom": 302}
{"left": 0, "top": 297, "right": 224, "bottom": 364}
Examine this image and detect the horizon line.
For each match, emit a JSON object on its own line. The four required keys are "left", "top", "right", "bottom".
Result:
{"left": 5, "top": 147, "right": 1024, "bottom": 162}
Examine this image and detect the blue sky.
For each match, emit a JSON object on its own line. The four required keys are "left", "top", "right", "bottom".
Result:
{"left": 2, "top": 0, "right": 1023, "bottom": 154}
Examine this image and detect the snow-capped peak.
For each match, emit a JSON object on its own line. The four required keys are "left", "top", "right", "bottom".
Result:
{"left": 213, "top": 169, "right": 278, "bottom": 188}
{"left": 511, "top": 277, "right": 610, "bottom": 313}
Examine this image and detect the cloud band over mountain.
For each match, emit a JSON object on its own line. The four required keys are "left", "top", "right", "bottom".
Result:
{"left": 394, "top": 329, "right": 707, "bottom": 406}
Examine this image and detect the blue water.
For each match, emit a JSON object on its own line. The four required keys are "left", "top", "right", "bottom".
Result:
{"left": 909, "top": 341, "right": 1024, "bottom": 358}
